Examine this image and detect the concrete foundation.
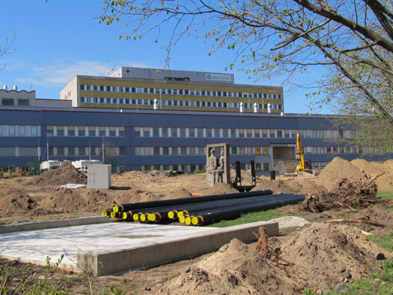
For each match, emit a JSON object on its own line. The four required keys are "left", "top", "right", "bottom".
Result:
{"left": 0, "top": 218, "right": 278, "bottom": 276}
{"left": 77, "top": 221, "right": 278, "bottom": 276}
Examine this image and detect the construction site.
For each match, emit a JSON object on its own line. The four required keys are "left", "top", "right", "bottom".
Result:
{"left": 0, "top": 156, "right": 392, "bottom": 294}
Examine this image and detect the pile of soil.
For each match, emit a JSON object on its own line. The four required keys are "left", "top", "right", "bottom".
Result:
{"left": 317, "top": 157, "right": 368, "bottom": 192}
{"left": 159, "top": 238, "right": 301, "bottom": 295}
{"left": 0, "top": 194, "right": 37, "bottom": 217}
{"left": 28, "top": 164, "right": 87, "bottom": 186}
{"left": 351, "top": 159, "right": 393, "bottom": 192}
{"left": 254, "top": 176, "right": 325, "bottom": 195}
{"left": 159, "top": 220, "right": 391, "bottom": 294}
{"left": 281, "top": 223, "right": 390, "bottom": 291}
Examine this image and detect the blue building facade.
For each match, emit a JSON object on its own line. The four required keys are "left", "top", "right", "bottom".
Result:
{"left": 0, "top": 104, "right": 382, "bottom": 175}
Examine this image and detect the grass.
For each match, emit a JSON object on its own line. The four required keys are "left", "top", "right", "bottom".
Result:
{"left": 209, "top": 209, "right": 283, "bottom": 227}
{"left": 377, "top": 191, "right": 393, "bottom": 202}
{"left": 303, "top": 259, "right": 393, "bottom": 295}
{"left": 368, "top": 233, "right": 393, "bottom": 253}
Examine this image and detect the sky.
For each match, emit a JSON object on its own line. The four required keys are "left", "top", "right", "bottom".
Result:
{"left": 0, "top": 0, "right": 328, "bottom": 114}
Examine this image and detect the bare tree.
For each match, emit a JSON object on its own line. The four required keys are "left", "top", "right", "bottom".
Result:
{"left": 0, "top": 34, "right": 15, "bottom": 70}
{"left": 100, "top": 0, "right": 393, "bottom": 153}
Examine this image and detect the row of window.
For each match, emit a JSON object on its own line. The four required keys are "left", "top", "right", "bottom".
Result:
{"left": 134, "top": 127, "right": 352, "bottom": 140}
{"left": 0, "top": 147, "right": 39, "bottom": 157}
{"left": 135, "top": 145, "right": 362, "bottom": 157}
{"left": 0, "top": 125, "right": 41, "bottom": 137}
{"left": 46, "top": 126, "right": 125, "bottom": 137}
{"left": 47, "top": 146, "right": 126, "bottom": 157}
{"left": 0, "top": 144, "right": 382, "bottom": 158}
{"left": 0, "top": 146, "right": 127, "bottom": 157}
{"left": 79, "top": 97, "right": 282, "bottom": 110}
{"left": 80, "top": 85, "right": 282, "bottom": 100}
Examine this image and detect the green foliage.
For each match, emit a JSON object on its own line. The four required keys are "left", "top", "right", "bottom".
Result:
{"left": 304, "top": 260, "right": 393, "bottom": 295}
{"left": 0, "top": 256, "right": 130, "bottom": 294}
{"left": 0, "top": 255, "right": 65, "bottom": 295}
{"left": 99, "top": 0, "right": 393, "bottom": 150}
{"left": 209, "top": 209, "right": 283, "bottom": 227}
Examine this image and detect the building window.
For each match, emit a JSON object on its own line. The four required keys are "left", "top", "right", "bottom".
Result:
{"left": 68, "top": 127, "right": 76, "bottom": 137}
{"left": 89, "top": 127, "right": 96, "bottom": 137}
{"left": 57, "top": 127, "right": 64, "bottom": 137}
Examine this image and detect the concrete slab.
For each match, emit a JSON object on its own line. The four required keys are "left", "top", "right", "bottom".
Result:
{"left": 0, "top": 220, "right": 278, "bottom": 276}
{"left": 0, "top": 222, "right": 217, "bottom": 271}
{"left": 0, "top": 216, "right": 110, "bottom": 234}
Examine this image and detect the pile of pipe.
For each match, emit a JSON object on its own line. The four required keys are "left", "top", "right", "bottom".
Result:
{"left": 102, "top": 190, "right": 305, "bottom": 226}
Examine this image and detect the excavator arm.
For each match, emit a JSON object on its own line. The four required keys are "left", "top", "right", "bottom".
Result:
{"left": 296, "top": 134, "right": 312, "bottom": 173}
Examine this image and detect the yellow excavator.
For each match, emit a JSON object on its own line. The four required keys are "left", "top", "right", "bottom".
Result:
{"left": 296, "top": 134, "right": 313, "bottom": 173}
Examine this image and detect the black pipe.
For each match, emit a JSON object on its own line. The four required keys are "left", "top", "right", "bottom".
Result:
{"left": 128, "top": 193, "right": 280, "bottom": 223}
{"left": 113, "top": 189, "right": 273, "bottom": 213}
{"left": 189, "top": 194, "right": 305, "bottom": 225}
{"left": 165, "top": 193, "right": 285, "bottom": 220}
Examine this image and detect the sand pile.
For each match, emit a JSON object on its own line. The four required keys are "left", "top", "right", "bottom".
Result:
{"left": 317, "top": 157, "right": 368, "bottom": 191}
{"left": 200, "top": 183, "right": 238, "bottom": 196}
{"left": 351, "top": 159, "right": 393, "bottom": 192}
{"left": 281, "top": 223, "right": 389, "bottom": 291}
{"left": 254, "top": 176, "right": 325, "bottom": 195}
{"left": 159, "top": 238, "right": 301, "bottom": 295}
{"left": 28, "top": 164, "right": 87, "bottom": 186}
{"left": 0, "top": 194, "right": 37, "bottom": 217}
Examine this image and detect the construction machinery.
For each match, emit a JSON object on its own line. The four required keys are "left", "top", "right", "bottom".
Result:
{"left": 296, "top": 134, "right": 313, "bottom": 173}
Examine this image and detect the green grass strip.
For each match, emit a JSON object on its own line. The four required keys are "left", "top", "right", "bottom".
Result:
{"left": 209, "top": 209, "right": 283, "bottom": 227}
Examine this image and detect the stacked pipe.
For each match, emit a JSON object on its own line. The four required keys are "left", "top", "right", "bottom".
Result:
{"left": 101, "top": 190, "right": 305, "bottom": 226}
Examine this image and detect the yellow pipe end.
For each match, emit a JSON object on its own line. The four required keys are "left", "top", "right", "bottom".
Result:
{"left": 148, "top": 213, "right": 155, "bottom": 222}
{"left": 185, "top": 216, "right": 192, "bottom": 226}
{"left": 168, "top": 211, "right": 176, "bottom": 219}
{"left": 178, "top": 211, "right": 184, "bottom": 218}
{"left": 191, "top": 216, "right": 199, "bottom": 226}
{"left": 154, "top": 212, "right": 161, "bottom": 222}
{"left": 122, "top": 212, "right": 128, "bottom": 220}
{"left": 194, "top": 216, "right": 204, "bottom": 226}
{"left": 140, "top": 213, "right": 147, "bottom": 222}
{"left": 133, "top": 214, "right": 139, "bottom": 221}
{"left": 110, "top": 211, "right": 117, "bottom": 219}
{"left": 113, "top": 206, "right": 119, "bottom": 213}
{"left": 101, "top": 210, "right": 108, "bottom": 216}
{"left": 179, "top": 215, "right": 186, "bottom": 223}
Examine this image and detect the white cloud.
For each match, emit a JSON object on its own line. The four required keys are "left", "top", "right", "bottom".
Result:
{"left": 11, "top": 59, "right": 162, "bottom": 87}
{"left": 14, "top": 60, "right": 112, "bottom": 86}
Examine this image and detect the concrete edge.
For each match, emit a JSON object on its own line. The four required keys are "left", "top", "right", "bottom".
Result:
{"left": 77, "top": 220, "right": 279, "bottom": 276}
{"left": 0, "top": 216, "right": 110, "bottom": 234}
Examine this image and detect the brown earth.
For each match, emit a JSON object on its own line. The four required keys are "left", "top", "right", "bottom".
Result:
{"left": 0, "top": 157, "right": 392, "bottom": 294}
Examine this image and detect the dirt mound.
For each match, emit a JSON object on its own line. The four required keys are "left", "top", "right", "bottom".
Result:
{"left": 0, "top": 194, "right": 37, "bottom": 217}
{"left": 37, "top": 189, "right": 103, "bottom": 213}
{"left": 28, "top": 165, "right": 87, "bottom": 186}
{"left": 281, "top": 223, "right": 388, "bottom": 291}
{"left": 200, "top": 183, "right": 239, "bottom": 196}
{"left": 160, "top": 238, "right": 301, "bottom": 295}
{"left": 384, "top": 159, "right": 393, "bottom": 173}
{"left": 254, "top": 177, "right": 326, "bottom": 195}
{"left": 318, "top": 157, "right": 367, "bottom": 191}
{"left": 351, "top": 159, "right": 385, "bottom": 175}
{"left": 162, "top": 188, "right": 193, "bottom": 199}
{"left": 351, "top": 159, "right": 393, "bottom": 192}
